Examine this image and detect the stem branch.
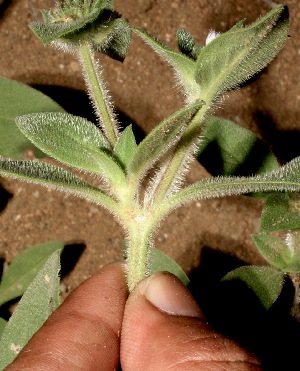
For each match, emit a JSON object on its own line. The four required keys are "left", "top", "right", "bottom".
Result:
{"left": 79, "top": 41, "right": 119, "bottom": 147}
{"left": 150, "top": 105, "right": 207, "bottom": 206}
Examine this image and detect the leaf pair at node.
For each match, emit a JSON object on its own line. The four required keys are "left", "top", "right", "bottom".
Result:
{"left": 134, "top": 5, "right": 289, "bottom": 103}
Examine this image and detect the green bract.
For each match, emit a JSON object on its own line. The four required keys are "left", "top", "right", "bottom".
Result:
{"left": 29, "top": 0, "right": 131, "bottom": 61}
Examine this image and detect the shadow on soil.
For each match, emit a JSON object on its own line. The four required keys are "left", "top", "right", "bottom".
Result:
{"left": 0, "top": 184, "right": 12, "bottom": 213}
{"left": 255, "top": 110, "right": 300, "bottom": 164}
{"left": 189, "top": 247, "right": 300, "bottom": 370}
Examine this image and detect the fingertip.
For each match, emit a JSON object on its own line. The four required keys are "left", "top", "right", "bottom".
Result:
{"left": 134, "top": 272, "right": 203, "bottom": 318}
{"left": 121, "top": 272, "right": 261, "bottom": 370}
{"left": 7, "top": 262, "right": 128, "bottom": 370}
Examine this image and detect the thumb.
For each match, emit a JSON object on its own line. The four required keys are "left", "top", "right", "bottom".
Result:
{"left": 121, "top": 272, "right": 261, "bottom": 371}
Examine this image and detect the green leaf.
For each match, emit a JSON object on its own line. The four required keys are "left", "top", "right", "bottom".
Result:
{"left": 0, "top": 241, "right": 64, "bottom": 306}
{"left": 253, "top": 231, "right": 300, "bottom": 273}
{"left": 260, "top": 193, "right": 300, "bottom": 232}
{"left": 149, "top": 248, "right": 190, "bottom": 286}
{"left": 127, "top": 102, "right": 202, "bottom": 182}
{"left": 222, "top": 265, "right": 284, "bottom": 309}
{"left": 16, "top": 112, "right": 125, "bottom": 187}
{"left": 164, "top": 156, "right": 300, "bottom": 215}
{"left": 197, "top": 116, "right": 279, "bottom": 176}
{"left": 92, "top": 18, "right": 132, "bottom": 62}
{"left": 30, "top": 2, "right": 131, "bottom": 61}
{"left": 0, "top": 318, "right": 7, "bottom": 337}
{"left": 0, "top": 250, "right": 61, "bottom": 368}
{"left": 195, "top": 5, "right": 289, "bottom": 100}
{"left": 0, "top": 157, "right": 117, "bottom": 213}
{"left": 114, "top": 125, "right": 137, "bottom": 170}
{"left": 133, "top": 28, "right": 199, "bottom": 102}
{"left": 29, "top": 1, "right": 114, "bottom": 45}
{"left": 0, "top": 77, "right": 64, "bottom": 158}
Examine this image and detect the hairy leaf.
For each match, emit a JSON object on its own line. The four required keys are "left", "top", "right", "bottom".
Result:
{"left": 92, "top": 18, "right": 132, "bottom": 62}
{"left": 260, "top": 193, "right": 300, "bottom": 232}
{"left": 114, "top": 125, "right": 137, "bottom": 170}
{"left": 0, "top": 77, "right": 63, "bottom": 158}
{"left": 0, "top": 250, "right": 61, "bottom": 368}
{"left": 163, "top": 156, "right": 300, "bottom": 215}
{"left": 0, "top": 157, "right": 117, "bottom": 213}
{"left": 16, "top": 112, "right": 125, "bottom": 186}
{"left": 29, "top": 0, "right": 114, "bottom": 44}
{"left": 133, "top": 28, "right": 199, "bottom": 102}
{"left": 128, "top": 102, "right": 202, "bottom": 182}
{"left": 253, "top": 231, "right": 300, "bottom": 273}
{"left": 176, "top": 28, "right": 202, "bottom": 61}
{"left": 0, "top": 318, "right": 7, "bottom": 337}
{"left": 30, "top": 1, "right": 131, "bottom": 61}
{"left": 197, "top": 116, "right": 279, "bottom": 176}
{"left": 195, "top": 5, "right": 289, "bottom": 100}
{"left": 222, "top": 265, "right": 284, "bottom": 309}
{"left": 149, "top": 248, "right": 190, "bottom": 286}
{"left": 0, "top": 241, "right": 64, "bottom": 306}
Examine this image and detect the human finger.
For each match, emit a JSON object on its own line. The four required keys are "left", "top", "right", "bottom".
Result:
{"left": 121, "top": 272, "right": 261, "bottom": 371}
{"left": 7, "top": 262, "right": 127, "bottom": 371}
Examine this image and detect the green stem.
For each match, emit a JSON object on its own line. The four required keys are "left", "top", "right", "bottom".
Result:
{"left": 79, "top": 41, "right": 119, "bottom": 148}
{"left": 126, "top": 222, "right": 153, "bottom": 291}
{"left": 150, "top": 105, "right": 207, "bottom": 206}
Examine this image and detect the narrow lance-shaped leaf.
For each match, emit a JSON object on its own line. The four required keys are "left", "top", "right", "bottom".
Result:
{"left": 0, "top": 250, "right": 61, "bottom": 369}
{"left": 0, "top": 241, "right": 64, "bottom": 306}
{"left": 0, "top": 77, "right": 64, "bottom": 158}
{"left": 133, "top": 28, "right": 199, "bottom": 102}
{"left": 0, "top": 157, "right": 118, "bottom": 214}
{"left": 222, "top": 265, "right": 285, "bottom": 310}
{"left": 253, "top": 231, "right": 300, "bottom": 273}
{"left": 16, "top": 112, "right": 126, "bottom": 187}
{"left": 114, "top": 125, "right": 137, "bottom": 170}
{"left": 197, "top": 116, "right": 279, "bottom": 176}
{"left": 127, "top": 102, "right": 203, "bottom": 183}
{"left": 149, "top": 248, "right": 190, "bottom": 286}
{"left": 195, "top": 5, "right": 289, "bottom": 100}
{"left": 260, "top": 193, "right": 300, "bottom": 232}
{"left": 161, "top": 156, "right": 300, "bottom": 216}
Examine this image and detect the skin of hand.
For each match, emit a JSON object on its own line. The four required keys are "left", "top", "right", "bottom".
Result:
{"left": 6, "top": 263, "right": 262, "bottom": 371}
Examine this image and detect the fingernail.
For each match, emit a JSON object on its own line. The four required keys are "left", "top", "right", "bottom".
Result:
{"left": 138, "top": 273, "right": 203, "bottom": 318}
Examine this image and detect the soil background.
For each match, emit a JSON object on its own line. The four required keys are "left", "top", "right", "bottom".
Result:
{"left": 0, "top": 0, "right": 300, "bottom": 368}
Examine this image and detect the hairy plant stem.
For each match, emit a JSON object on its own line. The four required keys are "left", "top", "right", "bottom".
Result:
{"left": 150, "top": 105, "right": 207, "bottom": 206}
{"left": 78, "top": 41, "right": 119, "bottom": 148}
{"left": 126, "top": 220, "right": 154, "bottom": 291}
